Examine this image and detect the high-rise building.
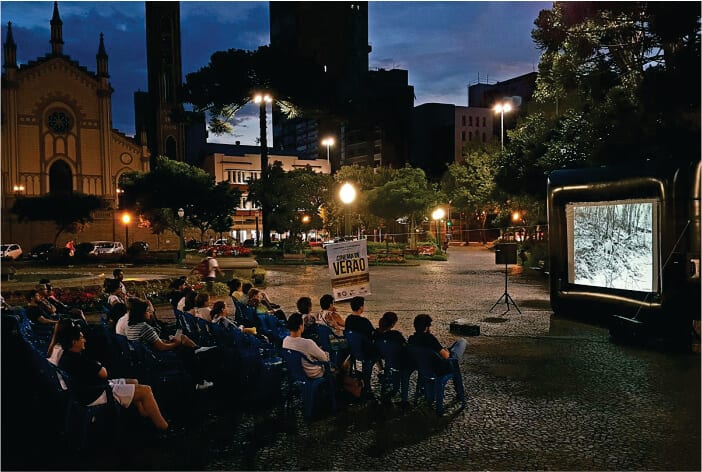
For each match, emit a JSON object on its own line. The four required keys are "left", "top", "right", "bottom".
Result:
{"left": 135, "top": 1, "right": 187, "bottom": 164}
{"left": 269, "top": 1, "right": 413, "bottom": 171}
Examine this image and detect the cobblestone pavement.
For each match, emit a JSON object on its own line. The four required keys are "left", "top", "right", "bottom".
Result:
{"left": 191, "top": 246, "right": 699, "bottom": 471}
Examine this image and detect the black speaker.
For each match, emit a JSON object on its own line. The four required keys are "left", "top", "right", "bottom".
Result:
{"left": 495, "top": 243, "right": 517, "bottom": 265}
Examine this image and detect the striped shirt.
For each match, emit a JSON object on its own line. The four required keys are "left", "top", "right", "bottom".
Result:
{"left": 125, "top": 322, "right": 160, "bottom": 345}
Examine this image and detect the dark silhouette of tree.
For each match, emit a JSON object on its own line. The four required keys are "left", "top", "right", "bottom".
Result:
{"left": 10, "top": 193, "right": 107, "bottom": 245}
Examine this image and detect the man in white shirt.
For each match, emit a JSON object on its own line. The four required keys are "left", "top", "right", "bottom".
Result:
{"left": 282, "top": 313, "right": 330, "bottom": 379}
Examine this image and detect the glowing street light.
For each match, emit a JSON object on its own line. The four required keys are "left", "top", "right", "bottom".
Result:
{"left": 121, "top": 212, "right": 131, "bottom": 248}
{"left": 339, "top": 182, "right": 357, "bottom": 237}
{"left": 432, "top": 207, "right": 445, "bottom": 254}
{"left": 321, "top": 137, "right": 335, "bottom": 162}
{"left": 493, "top": 102, "right": 512, "bottom": 151}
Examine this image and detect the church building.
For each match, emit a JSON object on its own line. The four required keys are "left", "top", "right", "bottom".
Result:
{"left": 1, "top": 2, "right": 150, "bottom": 246}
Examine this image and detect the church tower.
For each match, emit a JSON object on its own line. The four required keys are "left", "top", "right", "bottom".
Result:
{"left": 139, "top": 1, "right": 186, "bottom": 163}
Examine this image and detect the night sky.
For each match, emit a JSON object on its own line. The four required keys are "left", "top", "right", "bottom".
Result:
{"left": 1, "top": 1, "right": 550, "bottom": 145}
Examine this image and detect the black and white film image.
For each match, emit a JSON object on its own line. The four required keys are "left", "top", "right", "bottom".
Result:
{"left": 571, "top": 201, "right": 655, "bottom": 292}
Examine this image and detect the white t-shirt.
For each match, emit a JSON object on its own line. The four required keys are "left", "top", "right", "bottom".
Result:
{"left": 115, "top": 313, "right": 130, "bottom": 336}
{"left": 207, "top": 257, "right": 219, "bottom": 278}
{"left": 282, "top": 336, "right": 329, "bottom": 379}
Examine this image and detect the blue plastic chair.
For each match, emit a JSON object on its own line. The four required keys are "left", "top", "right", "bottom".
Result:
{"left": 281, "top": 348, "right": 336, "bottom": 419}
{"left": 345, "top": 330, "right": 380, "bottom": 397}
{"left": 406, "top": 345, "right": 466, "bottom": 415}
{"left": 315, "top": 324, "right": 347, "bottom": 367}
{"left": 374, "top": 338, "right": 414, "bottom": 403}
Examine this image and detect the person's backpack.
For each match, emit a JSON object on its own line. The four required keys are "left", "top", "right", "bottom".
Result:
{"left": 196, "top": 257, "right": 209, "bottom": 277}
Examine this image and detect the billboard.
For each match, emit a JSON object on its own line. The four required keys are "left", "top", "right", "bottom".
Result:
{"left": 326, "top": 239, "right": 371, "bottom": 301}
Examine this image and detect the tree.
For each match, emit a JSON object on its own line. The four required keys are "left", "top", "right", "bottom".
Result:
{"left": 183, "top": 46, "right": 336, "bottom": 247}
{"left": 120, "top": 156, "right": 241, "bottom": 238}
{"left": 367, "top": 166, "right": 436, "bottom": 247}
{"left": 442, "top": 145, "right": 504, "bottom": 242}
{"left": 10, "top": 193, "right": 107, "bottom": 245}
{"left": 501, "top": 3, "right": 700, "bottom": 198}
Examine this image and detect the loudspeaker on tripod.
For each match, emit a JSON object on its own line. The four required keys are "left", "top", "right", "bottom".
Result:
{"left": 495, "top": 243, "right": 518, "bottom": 265}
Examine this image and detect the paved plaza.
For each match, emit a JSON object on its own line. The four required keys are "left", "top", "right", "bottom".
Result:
{"left": 4, "top": 245, "right": 700, "bottom": 470}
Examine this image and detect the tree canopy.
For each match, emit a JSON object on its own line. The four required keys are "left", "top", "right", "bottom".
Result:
{"left": 498, "top": 2, "right": 700, "bottom": 198}
{"left": 120, "top": 156, "right": 241, "bottom": 238}
{"left": 10, "top": 193, "right": 108, "bottom": 245}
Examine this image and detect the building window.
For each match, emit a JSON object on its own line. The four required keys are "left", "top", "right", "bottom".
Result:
{"left": 461, "top": 116, "right": 466, "bottom": 126}
{"left": 482, "top": 132, "right": 486, "bottom": 142}
{"left": 47, "top": 109, "right": 73, "bottom": 134}
{"left": 461, "top": 131, "right": 466, "bottom": 141}
{"left": 468, "top": 116, "right": 473, "bottom": 127}
{"left": 469, "top": 131, "right": 473, "bottom": 141}
{"left": 482, "top": 117, "right": 486, "bottom": 127}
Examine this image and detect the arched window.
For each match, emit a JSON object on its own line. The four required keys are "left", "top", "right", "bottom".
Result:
{"left": 165, "top": 136, "right": 177, "bottom": 160}
{"left": 49, "top": 160, "right": 72, "bottom": 195}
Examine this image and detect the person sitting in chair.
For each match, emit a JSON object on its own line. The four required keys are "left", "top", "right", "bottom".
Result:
{"left": 345, "top": 296, "right": 375, "bottom": 338}
{"left": 57, "top": 321, "right": 169, "bottom": 431}
{"left": 374, "top": 312, "right": 406, "bottom": 346}
{"left": 282, "top": 313, "right": 330, "bottom": 379}
{"left": 407, "top": 314, "right": 466, "bottom": 374}
{"left": 315, "top": 294, "right": 346, "bottom": 337}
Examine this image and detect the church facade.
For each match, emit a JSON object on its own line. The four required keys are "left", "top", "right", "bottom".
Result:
{"left": 1, "top": 3, "right": 150, "bottom": 247}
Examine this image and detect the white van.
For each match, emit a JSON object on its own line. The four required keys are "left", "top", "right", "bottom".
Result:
{"left": 89, "top": 241, "right": 125, "bottom": 256}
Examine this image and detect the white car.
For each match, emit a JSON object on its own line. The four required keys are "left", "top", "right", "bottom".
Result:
{"left": 0, "top": 243, "right": 23, "bottom": 260}
{"left": 89, "top": 241, "right": 125, "bottom": 256}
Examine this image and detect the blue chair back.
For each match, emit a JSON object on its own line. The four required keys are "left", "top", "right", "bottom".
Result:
{"left": 406, "top": 344, "right": 465, "bottom": 415}
{"left": 281, "top": 348, "right": 336, "bottom": 419}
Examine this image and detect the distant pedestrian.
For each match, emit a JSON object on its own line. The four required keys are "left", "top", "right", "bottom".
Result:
{"left": 65, "top": 240, "right": 75, "bottom": 257}
{"left": 191, "top": 249, "right": 224, "bottom": 292}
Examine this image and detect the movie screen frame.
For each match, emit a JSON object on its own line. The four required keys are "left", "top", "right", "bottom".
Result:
{"left": 566, "top": 198, "right": 660, "bottom": 293}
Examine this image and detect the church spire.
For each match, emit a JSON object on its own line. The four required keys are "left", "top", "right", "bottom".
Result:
{"left": 4, "top": 21, "right": 17, "bottom": 68}
{"left": 96, "top": 32, "right": 109, "bottom": 77}
{"left": 50, "top": 1, "right": 64, "bottom": 55}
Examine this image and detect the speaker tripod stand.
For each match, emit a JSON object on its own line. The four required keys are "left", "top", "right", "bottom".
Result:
{"left": 489, "top": 261, "right": 521, "bottom": 314}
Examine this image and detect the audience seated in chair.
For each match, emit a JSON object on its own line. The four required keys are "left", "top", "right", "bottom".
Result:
{"left": 190, "top": 293, "right": 212, "bottom": 322}
{"left": 226, "top": 279, "right": 243, "bottom": 302}
{"left": 315, "top": 294, "right": 346, "bottom": 337}
{"left": 297, "top": 297, "right": 316, "bottom": 327}
{"left": 125, "top": 299, "right": 215, "bottom": 391}
{"left": 38, "top": 279, "right": 86, "bottom": 322}
{"left": 56, "top": 320, "right": 169, "bottom": 431}
{"left": 282, "top": 313, "right": 331, "bottom": 379}
{"left": 344, "top": 296, "right": 375, "bottom": 339}
{"left": 25, "top": 288, "right": 59, "bottom": 325}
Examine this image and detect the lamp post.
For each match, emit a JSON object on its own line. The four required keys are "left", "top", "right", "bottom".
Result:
{"left": 432, "top": 208, "right": 445, "bottom": 254}
{"left": 254, "top": 92, "right": 273, "bottom": 246}
{"left": 121, "top": 212, "right": 131, "bottom": 249}
{"left": 177, "top": 207, "right": 185, "bottom": 264}
{"left": 493, "top": 102, "right": 512, "bottom": 151}
{"left": 339, "top": 182, "right": 357, "bottom": 237}
{"left": 321, "top": 137, "right": 335, "bottom": 162}
{"left": 10, "top": 185, "right": 24, "bottom": 241}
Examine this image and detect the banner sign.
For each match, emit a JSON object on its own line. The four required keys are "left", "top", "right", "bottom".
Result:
{"left": 326, "top": 239, "right": 371, "bottom": 301}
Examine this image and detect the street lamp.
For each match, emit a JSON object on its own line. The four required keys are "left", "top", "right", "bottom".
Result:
{"left": 254, "top": 92, "right": 273, "bottom": 246}
{"left": 121, "top": 212, "right": 131, "bottom": 249}
{"left": 493, "top": 102, "right": 512, "bottom": 151}
{"left": 339, "top": 182, "right": 357, "bottom": 237}
{"left": 177, "top": 207, "right": 185, "bottom": 264}
{"left": 321, "top": 137, "right": 335, "bottom": 162}
{"left": 432, "top": 208, "right": 445, "bottom": 254}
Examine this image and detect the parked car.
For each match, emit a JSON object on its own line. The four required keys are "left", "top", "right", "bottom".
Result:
{"left": 74, "top": 242, "right": 96, "bottom": 258}
{"left": 89, "top": 241, "right": 125, "bottom": 256}
{"left": 214, "top": 238, "right": 230, "bottom": 246}
{"left": 243, "top": 239, "right": 256, "bottom": 248}
{"left": 28, "top": 243, "right": 55, "bottom": 261}
{"left": 308, "top": 237, "right": 323, "bottom": 247}
{"left": 128, "top": 241, "right": 150, "bottom": 253}
{"left": 0, "top": 243, "right": 23, "bottom": 260}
